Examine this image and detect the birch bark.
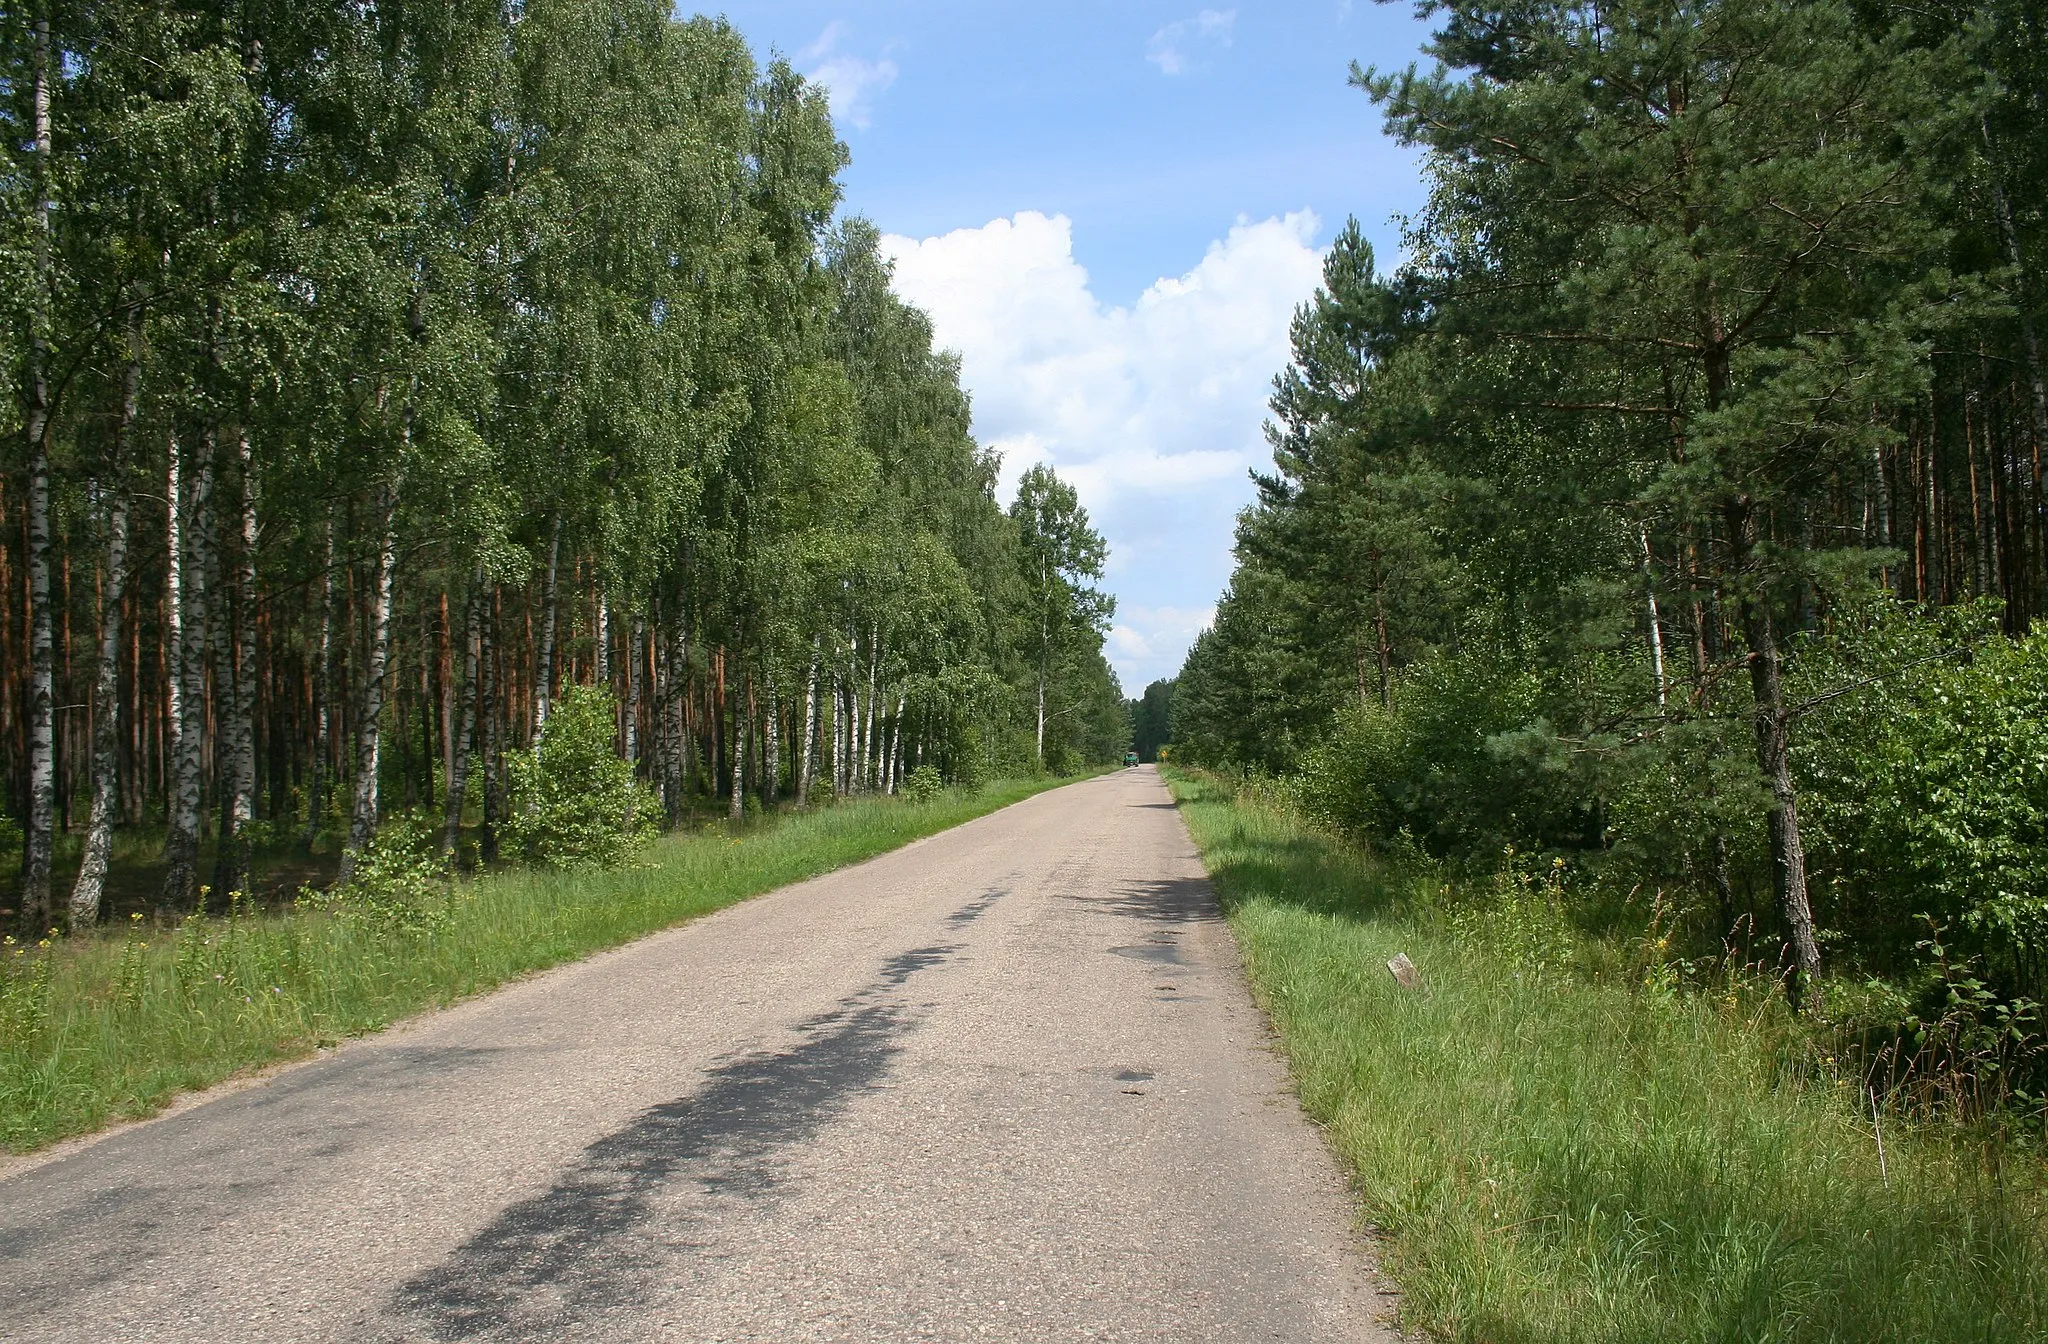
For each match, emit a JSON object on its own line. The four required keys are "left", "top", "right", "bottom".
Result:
{"left": 534, "top": 515, "right": 562, "bottom": 734}
{"left": 762, "top": 673, "right": 779, "bottom": 804}
{"left": 339, "top": 488, "right": 397, "bottom": 883}
{"left": 212, "top": 431, "right": 258, "bottom": 898}
{"left": 727, "top": 674, "right": 746, "bottom": 822}
{"left": 162, "top": 432, "right": 214, "bottom": 911}
{"left": 887, "top": 694, "right": 905, "bottom": 794}
{"left": 797, "top": 642, "right": 818, "bottom": 806}
{"left": 442, "top": 573, "right": 484, "bottom": 854}
{"left": 69, "top": 311, "right": 142, "bottom": 928}
{"left": 479, "top": 587, "right": 501, "bottom": 863}
{"left": 20, "top": 2, "right": 57, "bottom": 928}
{"left": 623, "top": 615, "right": 642, "bottom": 767}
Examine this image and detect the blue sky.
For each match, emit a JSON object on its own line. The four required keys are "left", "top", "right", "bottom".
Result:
{"left": 709, "top": 2, "right": 1438, "bottom": 692}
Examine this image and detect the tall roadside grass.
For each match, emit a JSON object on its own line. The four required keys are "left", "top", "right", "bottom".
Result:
{"left": 1167, "top": 769, "right": 2047, "bottom": 1343}
{"left": 0, "top": 779, "right": 1067, "bottom": 1154}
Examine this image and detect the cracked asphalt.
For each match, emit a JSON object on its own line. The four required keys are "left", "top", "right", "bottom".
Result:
{"left": 0, "top": 766, "right": 1397, "bottom": 1342}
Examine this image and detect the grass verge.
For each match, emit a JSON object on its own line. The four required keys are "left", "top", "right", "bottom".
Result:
{"left": 1167, "top": 768, "right": 2047, "bottom": 1343}
{"left": 0, "top": 778, "right": 1072, "bottom": 1154}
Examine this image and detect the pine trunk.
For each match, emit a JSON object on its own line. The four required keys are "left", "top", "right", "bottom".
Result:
{"left": 1986, "top": 125, "right": 2048, "bottom": 520}
{"left": 303, "top": 517, "right": 334, "bottom": 846}
{"left": 1726, "top": 496, "right": 1822, "bottom": 1011}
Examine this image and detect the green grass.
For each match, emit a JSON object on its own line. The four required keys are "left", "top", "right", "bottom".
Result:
{"left": 0, "top": 778, "right": 1073, "bottom": 1153}
{"left": 1167, "top": 769, "right": 2048, "bottom": 1344}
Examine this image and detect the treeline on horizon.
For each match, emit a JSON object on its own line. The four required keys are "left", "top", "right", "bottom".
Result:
{"left": 0, "top": 0, "right": 1127, "bottom": 933}
{"left": 1173, "top": 0, "right": 2048, "bottom": 1046}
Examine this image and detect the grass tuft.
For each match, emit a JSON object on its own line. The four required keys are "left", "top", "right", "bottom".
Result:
{"left": 0, "top": 779, "right": 1068, "bottom": 1154}
{"left": 1168, "top": 768, "right": 2047, "bottom": 1344}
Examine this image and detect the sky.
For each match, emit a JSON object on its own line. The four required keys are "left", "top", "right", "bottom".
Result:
{"left": 708, "top": 2, "right": 1438, "bottom": 693}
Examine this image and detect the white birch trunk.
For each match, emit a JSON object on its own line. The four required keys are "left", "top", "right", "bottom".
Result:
{"left": 442, "top": 573, "right": 484, "bottom": 855}
{"left": 212, "top": 431, "right": 258, "bottom": 898}
{"left": 166, "top": 444, "right": 183, "bottom": 779}
{"left": 797, "top": 642, "right": 819, "bottom": 807}
{"left": 887, "top": 694, "right": 905, "bottom": 794}
{"left": 70, "top": 317, "right": 141, "bottom": 928}
{"left": 339, "top": 490, "right": 397, "bottom": 884}
{"left": 861, "top": 627, "right": 879, "bottom": 792}
{"left": 1640, "top": 525, "right": 1668, "bottom": 712}
{"left": 624, "top": 615, "right": 643, "bottom": 767}
{"left": 162, "top": 432, "right": 214, "bottom": 911}
{"left": 727, "top": 676, "right": 746, "bottom": 823}
{"left": 762, "top": 673, "right": 780, "bottom": 804}
{"left": 479, "top": 590, "right": 502, "bottom": 863}
{"left": 832, "top": 672, "right": 846, "bottom": 798}
{"left": 534, "top": 515, "right": 562, "bottom": 735}
{"left": 661, "top": 619, "right": 689, "bottom": 823}
{"left": 20, "top": 5, "right": 56, "bottom": 928}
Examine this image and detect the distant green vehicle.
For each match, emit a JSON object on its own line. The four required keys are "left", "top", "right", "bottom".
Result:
{"left": 1124, "top": 751, "right": 1139, "bottom": 768}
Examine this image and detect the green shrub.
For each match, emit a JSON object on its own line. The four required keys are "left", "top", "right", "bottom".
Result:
{"left": 901, "top": 765, "right": 943, "bottom": 803}
{"left": 503, "top": 685, "right": 658, "bottom": 870}
{"left": 301, "top": 814, "right": 457, "bottom": 938}
{"left": 1795, "top": 599, "right": 2048, "bottom": 995}
{"left": 1293, "top": 649, "right": 1584, "bottom": 859}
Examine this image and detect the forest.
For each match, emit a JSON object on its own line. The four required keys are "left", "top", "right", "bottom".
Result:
{"left": 0, "top": 0, "right": 1128, "bottom": 935}
{"left": 1174, "top": 0, "right": 2048, "bottom": 1077}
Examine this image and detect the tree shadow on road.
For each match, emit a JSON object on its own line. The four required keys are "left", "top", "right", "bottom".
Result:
{"left": 1061, "top": 876, "right": 1221, "bottom": 925}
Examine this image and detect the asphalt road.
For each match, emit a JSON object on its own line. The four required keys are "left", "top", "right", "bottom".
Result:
{"left": 0, "top": 767, "right": 1396, "bottom": 1343}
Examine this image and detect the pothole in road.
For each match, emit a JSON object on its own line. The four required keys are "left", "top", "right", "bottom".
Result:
{"left": 1109, "top": 941, "right": 1184, "bottom": 965}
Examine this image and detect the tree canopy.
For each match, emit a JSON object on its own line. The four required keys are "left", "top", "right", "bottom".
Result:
{"left": 0, "top": 0, "right": 1126, "bottom": 931}
{"left": 1176, "top": 0, "right": 2048, "bottom": 1015}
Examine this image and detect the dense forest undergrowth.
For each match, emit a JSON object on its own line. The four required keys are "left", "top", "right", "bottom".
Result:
{"left": 1172, "top": 769, "right": 2047, "bottom": 1343}
{"left": 0, "top": 768, "right": 1080, "bottom": 1155}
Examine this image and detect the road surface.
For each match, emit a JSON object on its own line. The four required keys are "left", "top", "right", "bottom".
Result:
{"left": 0, "top": 767, "right": 1396, "bottom": 1342}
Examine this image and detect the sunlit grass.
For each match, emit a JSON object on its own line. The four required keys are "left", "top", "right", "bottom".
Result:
{"left": 1168, "top": 768, "right": 2048, "bottom": 1343}
{"left": 0, "top": 778, "right": 1069, "bottom": 1153}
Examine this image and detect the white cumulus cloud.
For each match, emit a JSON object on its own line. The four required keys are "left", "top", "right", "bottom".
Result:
{"left": 1111, "top": 606, "right": 1219, "bottom": 665}
{"left": 881, "top": 209, "right": 1325, "bottom": 691}
{"left": 1147, "top": 8, "right": 1237, "bottom": 76}
{"left": 800, "top": 22, "right": 897, "bottom": 130}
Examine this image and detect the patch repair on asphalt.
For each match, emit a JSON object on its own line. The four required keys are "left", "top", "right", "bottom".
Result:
{"left": 1109, "top": 939, "right": 1186, "bottom": 965}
